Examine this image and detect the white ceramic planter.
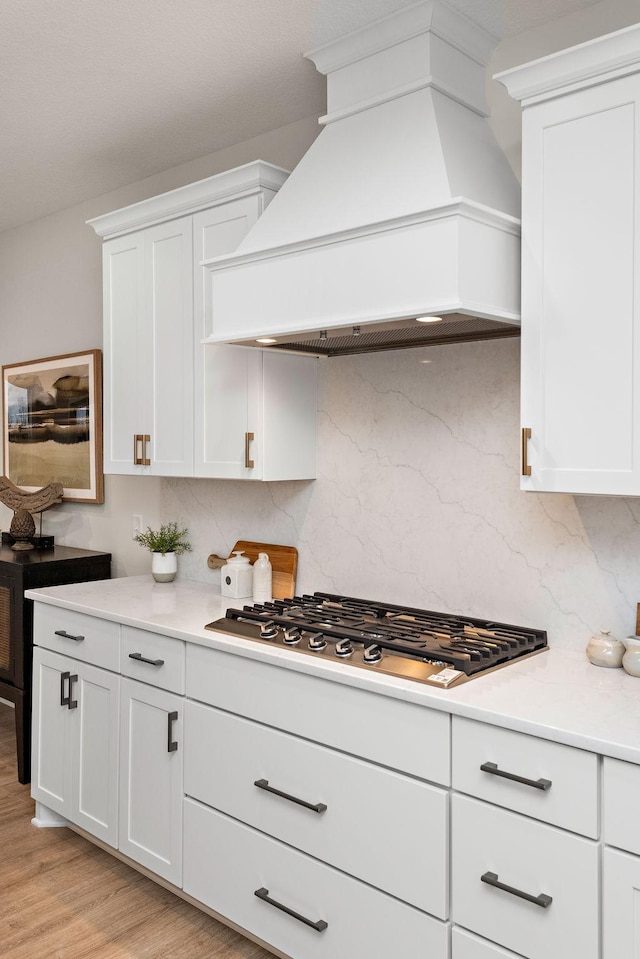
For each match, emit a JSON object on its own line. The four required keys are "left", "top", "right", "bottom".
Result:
{"left": 151, "top": 551, "right": 178, "bottom": 583}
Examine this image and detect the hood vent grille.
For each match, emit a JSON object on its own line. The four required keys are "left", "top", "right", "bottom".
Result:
{"left": 268, "top": 315, "right": 520, "bottom": 357}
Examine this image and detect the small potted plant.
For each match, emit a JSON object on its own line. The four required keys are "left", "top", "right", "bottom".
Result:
{"left": 134, "top": 521, "right": 192, "bottom": 582}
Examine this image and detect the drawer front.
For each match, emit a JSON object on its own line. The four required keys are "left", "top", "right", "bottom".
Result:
{"left": 121, "top": 626, "right": 185, "bottom": 694}
{"left": 34, "top": 603, "right": 120, "bottom": 672}
{"left": 452, "top": 716, "right": 598, "bottom": 837}
{"left": 451, "top": 794, "right": 599, "bottom": 959}
{"left": 186, "top": 643, "right": 450, "bottom": 785}
{"left": 183, "top": 798, "right": 448, "bottom": 959}
{"left": 184, "top": 701, "right": 448, "bottom": 916}
{"left": 604, "top": 757, "right": 640, "bottom": 855}
{"left": 452, "top": 927, "right": 522, "bottom": 959}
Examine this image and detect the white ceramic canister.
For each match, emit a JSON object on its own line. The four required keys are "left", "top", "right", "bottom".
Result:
{"left": 220, "top": 551, "right": 253, "bottom": 599}
{"left": 622, "top": 636, "right": 640, "bottom": 677}
{"left": 252, "top": 552, "right": 273, "bottom": 604}
{"left": 586, "top": 629, "right": 624, "bottom": 668}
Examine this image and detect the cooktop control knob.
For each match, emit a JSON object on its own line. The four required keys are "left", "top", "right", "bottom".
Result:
{"left": 306, "top": 631, "right": 327, "bottom": 652}
{"left": 334, "top": 638, "right": 353, "bottom": 658}
{"left": 363, "top": 643, "right": 382, "bottom": 663}
{"left": 260, "top": 621, "right": 279, "bottom": 641}
{"left": 283, "top": 626, "right": 302, "bottom": 645}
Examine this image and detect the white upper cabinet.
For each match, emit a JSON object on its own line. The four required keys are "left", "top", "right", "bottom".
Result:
{"left": 497, "top": 25, "right": 640, "bottom": 495}
{"left": 89, "top": 162, "right": 317, "bottom": 480}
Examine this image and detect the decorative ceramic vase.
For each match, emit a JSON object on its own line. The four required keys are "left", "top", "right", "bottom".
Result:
{"left": 622, "top": 636, "right": 640, "bottom": 677}
{"left": 586, "top": 629, "right": 624, "bottom": 668}
{"left": 151, "top": 551, "right": 177, "bottom": 583}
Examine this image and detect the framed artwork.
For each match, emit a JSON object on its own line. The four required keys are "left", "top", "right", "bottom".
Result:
{"left": 2, "top": 349, "right": 104, "bottom": 504}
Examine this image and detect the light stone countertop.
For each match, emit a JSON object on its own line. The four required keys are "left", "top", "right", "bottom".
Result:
{"left": 25, "top": 574, "right": 640, "bottom": 766}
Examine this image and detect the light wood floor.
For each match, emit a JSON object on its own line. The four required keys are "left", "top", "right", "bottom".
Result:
{"left": 0, "top": 703, "right": 274, "bottom": 959}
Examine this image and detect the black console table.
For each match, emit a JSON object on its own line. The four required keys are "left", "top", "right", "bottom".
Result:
{"left": 0, "top": 544, "right": 111, "bottom": 783}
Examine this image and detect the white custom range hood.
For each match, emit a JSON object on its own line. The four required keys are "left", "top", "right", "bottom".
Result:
{"left": 204, "top": 0, "right": 521, "bottom": 356}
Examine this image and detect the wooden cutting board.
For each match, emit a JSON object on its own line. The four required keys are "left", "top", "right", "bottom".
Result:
{"left": 207, "top": 541, "right": 297, "bottom": 601}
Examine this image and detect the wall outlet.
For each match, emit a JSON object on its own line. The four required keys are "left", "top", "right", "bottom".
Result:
{"left": 132, "top": 514, "right": 143, "bottom": 540}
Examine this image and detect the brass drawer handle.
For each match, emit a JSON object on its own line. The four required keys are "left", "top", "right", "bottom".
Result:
{"left": 245, "top": 432, "right": 255, "bottom": 469}
{"left": 142, "top": 434, "right": 151, "bottom": 466}
{"left": 134, "top": 434, "right": 151, "bottom": 466}
{"left": 521, "top": 427, "right": 532, "bottom": 476}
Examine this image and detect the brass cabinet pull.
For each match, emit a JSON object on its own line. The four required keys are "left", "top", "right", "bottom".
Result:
{"left": 245, "top": 432, "right": 255, "bottom": 469}
{"left": 521, "top": 427, "right": 532, "bottom": 476}
{"left": 134, "top": 434, "right": 151, "bottom": 466}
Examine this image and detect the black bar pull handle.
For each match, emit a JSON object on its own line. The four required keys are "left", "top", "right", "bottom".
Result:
{"left": 129, "top": 652, "right": 165, "bottom": 667}
{"left": 167, "top": 711, "right": 178, "bottom": 752}
{"left": 481, "top": 871, "right": 552, "bottom": 908}
{"left": 480, "top": 762, "right": 552, "bottom": 791}
{"left": 254, "top": 778, "right": 327, "bottom": 814}
{"left": 60, "top": 671, "right": 70, "bottom": 706}
{"left": 68, "top": 674, "right": 78, "bottom": 710}
{"left": 54, "top": 629, "right": 85, "bottom": 642}
{"left": 254, "top": 887, "right": 328, "bottom": 932}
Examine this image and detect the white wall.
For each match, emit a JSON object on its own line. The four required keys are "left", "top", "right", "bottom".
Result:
{"left": 1, "top": 3, "right": 639, "bottom": 649}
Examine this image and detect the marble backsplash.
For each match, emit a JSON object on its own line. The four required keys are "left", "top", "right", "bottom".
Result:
{"left": 162, "top": 338, "right": 640, "bottom": 652}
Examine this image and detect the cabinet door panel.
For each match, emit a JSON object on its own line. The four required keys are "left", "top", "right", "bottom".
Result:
{"left": 102, "top": 234, "right": 146, "bottom": 474}
{"left": 119, "top": 679, "right": 183, "bottom": 885}
{"left": 603, "top": 846, "right": 640, "bottom": 958}
{"left": 72, "top": 663, "right": 119, "bottom": 847}
{"left": 31, "top": 648, "right": 72, "bottom": 815}
{"left": 196, "top": 345, "right": 262, "bottom": 478}
{"left": 145, "top": 219, "right": 193, "bottom": 476}
{"left": 521, "top": 74, "right": 640, "bottom": 494}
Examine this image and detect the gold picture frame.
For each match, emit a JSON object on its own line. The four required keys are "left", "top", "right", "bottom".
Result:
{"left": 2, "top": 349, "right": 104, "bottom": 504}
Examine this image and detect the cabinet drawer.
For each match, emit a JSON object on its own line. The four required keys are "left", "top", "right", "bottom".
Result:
{"left": 452, "top": 716, "right": 598, "bottom": 837}
{"left": 452, "top": 927, "right": 521, "bottom": 959}
{"left": 604, "top": 756, "right": 640, "bottom": 855}
{"left": 186, "top": 644, "right": 450, "bottom": 785}
{"left": 184, "top": 701, "right": 448, "bottom": 916}
{"left": 183, "top": 798, "right": 448, "bottom": 959}
{"left": 121, "top": 626, "right": 184, "bottom": 693}
{"left": 451, "top": 795, "right": 599, "bottom": 959}
{"left": 34, "top": 604, "right": 120, "bottom": 672}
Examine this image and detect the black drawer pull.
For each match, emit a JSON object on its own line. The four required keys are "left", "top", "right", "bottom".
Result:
{"left": 480, "top": 762, "right": 552, "bottom": 791}
{"left": 254, "top": 887, "right": 328, "bottom": 932}
{"left": 68, "top": 674, "right": 78, "bottom": 710}
{"left": 54, "top": 629, "right": 84, "bottom": 642}
{"left": 167, "top": 711, "right": 178, "bottom": 752}
{"left": 60, "top": 671, "right": 70, "bottom": 707}
{"left": 481, "top": 871, "right": 552, "bottom": 908}
{"left": 254, "top": 778, "right": 327, "bottom": 814}
{"left": 129, "top": 652, "right": 165, "bottom": 667}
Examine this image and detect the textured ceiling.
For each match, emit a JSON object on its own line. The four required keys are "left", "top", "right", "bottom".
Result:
{"left": 0, "top": 0, "right": 615, "bottom": 234}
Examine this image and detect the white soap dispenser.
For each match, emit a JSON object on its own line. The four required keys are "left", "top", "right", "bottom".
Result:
{"left": 220, "top": 550, "right": 253, "bottom": 599}
{"left": 252, "top": 552, "right": 273, "bottom": 604}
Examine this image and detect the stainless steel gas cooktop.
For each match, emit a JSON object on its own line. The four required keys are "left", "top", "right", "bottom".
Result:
{"left": 205, "top": 592, "right": 548, "bottom": 689}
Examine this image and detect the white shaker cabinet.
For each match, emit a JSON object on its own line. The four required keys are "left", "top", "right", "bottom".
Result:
{"left": 118, "top": 678, "right": 183, "bottom": 886}
{"left": 31, "top": 646, "right": 120, "bottom": 848}
{"left": 89, "top": 162, "right": 317, "bottom": 480}
{"left": 102, "top": 217, "right": 194, "bottom": 476}
{"left": 497, "top": 25, "right": 640, "bottom": 495}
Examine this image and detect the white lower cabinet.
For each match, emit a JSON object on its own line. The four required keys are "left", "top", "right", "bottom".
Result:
{"left": 31, "top": 646, "right": 119, "bottom": 847}
{"left": 183, "top": 798, "right": 448, "bottom": 959}
{"left": 118, "top": 678, "right": 183, "bottom": 885}
{"left": 603, "top": 847, "right": 640, "bottom": 958}
{"left": 451, "top": 794, "right": 599, "bottom": 959}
